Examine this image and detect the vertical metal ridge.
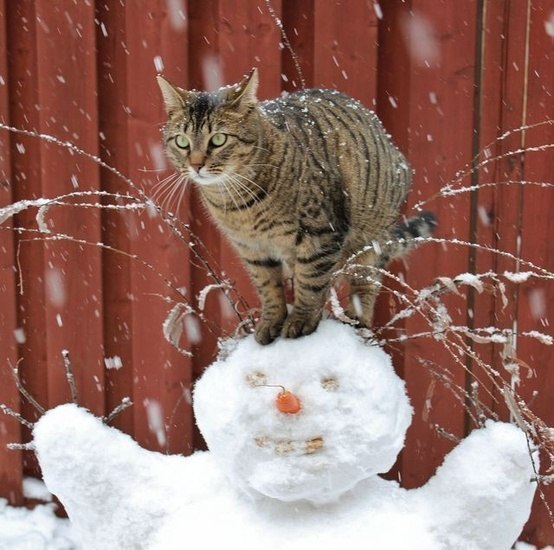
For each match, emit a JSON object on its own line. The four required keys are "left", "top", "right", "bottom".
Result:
{"left": 464, "top": 0, "right": 486, "bottom": 435}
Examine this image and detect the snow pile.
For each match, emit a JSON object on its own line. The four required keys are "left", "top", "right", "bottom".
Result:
{"left": 194, "top": 320, "right": 412, "bottom": 503}
{"left": 26, "top": 321, "right": 538, "bottom": 549}
{"left": 416, "top": 422, "right": 539, "bottom": 548}
{"left": 0, "top": 497, "right": 78, "bottom": 549}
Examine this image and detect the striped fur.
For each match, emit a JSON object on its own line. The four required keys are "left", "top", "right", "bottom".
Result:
{"left": 158, "top": 69, "right": 436, "bottom": 344}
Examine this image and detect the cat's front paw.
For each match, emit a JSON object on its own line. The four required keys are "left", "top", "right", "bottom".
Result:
{"left": 255, "top": 318, "right": 285, "bottom": 346}
{"left": 281, "top": 312, "right": 320, "bottom": 340}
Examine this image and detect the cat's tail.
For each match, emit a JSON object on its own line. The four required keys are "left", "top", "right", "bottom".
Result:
{"left": 379, "top": 211, "right": 437, "bottom": 266}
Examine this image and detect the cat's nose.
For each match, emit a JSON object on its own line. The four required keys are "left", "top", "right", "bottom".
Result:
{"left": 189, "top": 152, "right": 205, "bottom": 173}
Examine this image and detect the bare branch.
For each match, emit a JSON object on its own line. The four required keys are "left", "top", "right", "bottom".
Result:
{"left": 61, "top": 350, "right": 79, "bottom": 404}
{"left": 0, "top": 404, "right": 34, "bottom": 430}
{"left": 434, "top": 424, "right": 461, "bottom": 444}
{"left": 7, "top": 442, "right": 35, "bottom": 452}
{"left": 104, "top": 397, "right": 133, "bottom": 425}
{"left": 8, "top": 358, "right": 46, "bottom": 415}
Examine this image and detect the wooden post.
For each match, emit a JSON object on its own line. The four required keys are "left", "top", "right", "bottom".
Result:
{"left": 377, "top": 0, "right": 478, "bottom": 487}
{"left": 514, "top": 2, "right": 554, "bottom": 544}
{"left": 97, "top": 0, "right": 195, "bottom": 454}
{"left": 0, "top": 0, "right": 23, "bottom": 505}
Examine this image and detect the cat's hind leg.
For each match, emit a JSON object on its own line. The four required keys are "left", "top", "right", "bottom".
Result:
{"left": 346, "top": 213, "right": 437, "bottom": 327}
{"left": 282, "top": 229, "right": 343, "bottom": 339}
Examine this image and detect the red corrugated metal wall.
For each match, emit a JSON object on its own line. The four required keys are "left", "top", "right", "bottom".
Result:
{"left": 0, "top": 0, "right": 552, "bottom": 545}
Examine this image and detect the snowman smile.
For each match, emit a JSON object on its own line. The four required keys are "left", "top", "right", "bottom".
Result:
{"left": 254, "top": 435, "right": 325, "bottom": 456}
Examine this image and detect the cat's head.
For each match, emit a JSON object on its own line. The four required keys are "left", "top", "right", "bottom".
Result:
{"left": 157, "top": 69, "right": 261, "bottom": 186}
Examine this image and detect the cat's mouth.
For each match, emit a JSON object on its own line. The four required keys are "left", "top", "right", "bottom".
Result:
{"left": 187, "top": 169, "right": 224, "bottom": 185}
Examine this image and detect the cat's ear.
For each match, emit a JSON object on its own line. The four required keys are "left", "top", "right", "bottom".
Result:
{"left": 156, "top": 75, "right": 187, "bottom": 116}
{"left": 226, "top": 68, "right": 259, "bottom": 108}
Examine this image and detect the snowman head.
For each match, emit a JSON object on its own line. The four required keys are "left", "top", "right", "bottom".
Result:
{"left": 194, "top": 321, "right": 413, "bottom": 504}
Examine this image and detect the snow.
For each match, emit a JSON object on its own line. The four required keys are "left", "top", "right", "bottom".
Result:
{"left": 103, "top": 355, "right": 123, "bottom": 370}
{"left": 26, "top": 321, "right": 538, "bottom": 549}
{"left": 545, "top": 12, "right": 554, "bottom": 37}
{"left": 22, "top": 478, "right": 53, "bottom": 502}
{"left": 0, "top": 197, "right": 51, "bottom": 225}
{"left": 0, "top": 498, "right": 78, "bottom": 549}
{"left": 504, "top": 270, "right": 534, "bottom": 283}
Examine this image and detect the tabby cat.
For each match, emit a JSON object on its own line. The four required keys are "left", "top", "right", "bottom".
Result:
{"left": 157, "top": 69, "right": 436, "bottom": 345}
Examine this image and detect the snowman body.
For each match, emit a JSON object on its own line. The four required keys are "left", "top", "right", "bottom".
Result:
{"left": 32, "top": 321, "right": 538, "bottom": 549}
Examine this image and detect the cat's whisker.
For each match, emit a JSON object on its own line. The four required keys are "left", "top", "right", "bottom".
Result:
{"left": 225, "top": 173, "right": 262, "bottom": 207}
{"left": 243, "top": 163, "right": 279, "bottom": 169}
{"left": 149, "top": 176, "right": 175, "bottom": 199}
{"left": 166, "top": 175, "right": 189, "bottom": 214}
{"left": 150, "top": 182, "right": 175, "bottom": 207}
{"left": 149, "top": 172, "right": 180, "bottom": 202}
{"left": 250, "top": 145, "right": 271, "bottom": 154}
{"left": 225, "top": 161, "right": 279, "bottom": 172}
{"left": 223, "top": 172, "right": 260, "bottom": 211}
{"left": 139, "top": 167, "right": 168, "bottom": 173}
{"left": 151, "top": 179, "right": 178, "bottom": 208}
{"left": 152, "top": 170, "right": 179, "bottom": 187}
{"left": 159, "top": 174, "right": 187, "bottom": 213}
{"left": 219, "top": 175, "right": 245, "bottom": 212}
{"left": 228, "top": 171, "right": 268, "bottom": 198}
{"left": 175, "top": 179, "right": 191, "bottom": 216}
{"left": 225, "top": 175, "right": 252, "bottom": 211}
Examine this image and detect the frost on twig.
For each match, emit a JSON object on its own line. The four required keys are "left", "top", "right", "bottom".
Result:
{"left": 0, "top": 198, "right": 51, "bottom": 226}
{"left": 163, "top": 303, "right": 194, "bottom": 357}
{"left": 61, "top": 350, "right": 79, "bottom": 404}
{"left": 7, "top": 442, "right": 35, "bottom": 452}
{"left": 35, "top": 202, "right": 52, "bottom": 233}
{"left": 104, "top": 397, "right": 133, "bottom": 425}
{"left": 328, "top": 287, "right": 357, "bottom": 325}
{"left": 197, "top": 281, "right": 233, "bottom": 312}
{"left": 434, "top": 424, "right": 461, "bottom": 444}
{"left": 0, "top": 404, "right": 34, "bottom": 430}
{"left": 1, "top": 354, "right": 135, "bottom": 452}
{"left": 9, "top": 358, "right": 46, "bottom": 416}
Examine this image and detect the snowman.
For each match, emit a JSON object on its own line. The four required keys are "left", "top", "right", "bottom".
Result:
{"left": 32, "top": 321, "right": 537, "bottom": 549}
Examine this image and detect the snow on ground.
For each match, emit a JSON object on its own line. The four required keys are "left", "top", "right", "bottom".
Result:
{"left": 0, "top": 495, "right": 78, "bottom": 549}
{"left": 0, "top": 321, "right": 542, "bottom": 549}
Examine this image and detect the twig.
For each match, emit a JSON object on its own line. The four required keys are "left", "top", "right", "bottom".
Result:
{"left": 470, "top": 381, "right": 487, "bottom": 428}
{"left": 0, "top": 122, "right": 250, "bottom": 325}
{"left": 61, "top": 350, "right": 79, "bottom": 404}
{"left": 264, "top": 0, "right": 306, "bottom": 89}
{"left": 0, "top": 404, "right": 34, "bottom": 430}
{"left": 434, "top": 424, "right": 461, "bottom": 444}
{"left": 8, "top": 358, "right": 46, "bottom": 415}
{"left": 526, "top": 433, "right": 554, "bottom": 527}
{"left": 104, "top": 397, "right": 133, "bottom": 425}
{"left": 532, "top": 475, "right": 554, "bottom": 485}
{"left": 7, "top": 442, "right": 35, "bottom": 452}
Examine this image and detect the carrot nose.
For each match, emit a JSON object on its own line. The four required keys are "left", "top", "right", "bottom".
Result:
{"left": 276, "top": 389, "right": 302, "bottom": 414}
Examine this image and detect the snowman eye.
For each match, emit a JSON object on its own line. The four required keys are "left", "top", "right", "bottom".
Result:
{"left": 321, "top": 377, "right": 339, "bottom": 391}
{"left": 246, "top": 372, "right": 267, "bottom": 387}
{"left": 210, "top": 133, "right": 227, "bottom": 147}
{"left": 175, "top": 134, "right": 190, "bottom": 149}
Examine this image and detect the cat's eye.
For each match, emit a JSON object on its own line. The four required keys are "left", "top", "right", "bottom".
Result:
{"left": 210, "top": 133, "right": 227, "bottom": 147}
{"left": 175, "top": 134, "right": 190, "bottom": 149}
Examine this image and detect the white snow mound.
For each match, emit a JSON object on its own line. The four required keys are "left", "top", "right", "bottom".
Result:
{"left": 30, "top": 320, "right": 538, "bottom": 549}
{"left": 194, "top": 320, "right": 413, "bottom": 503}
